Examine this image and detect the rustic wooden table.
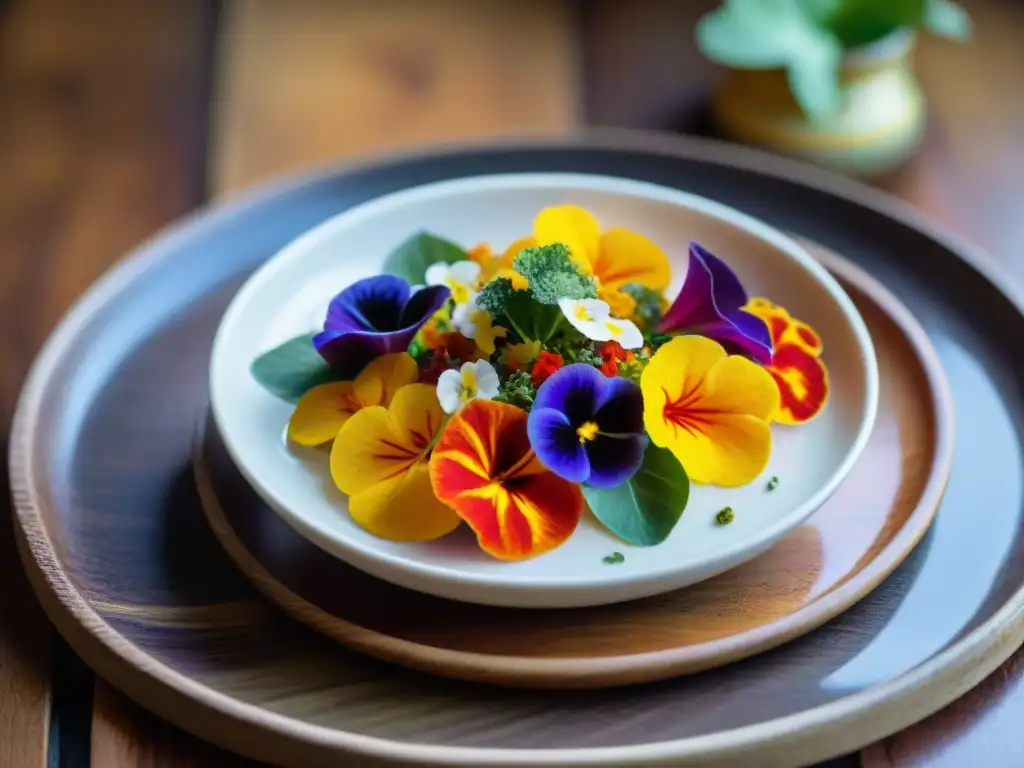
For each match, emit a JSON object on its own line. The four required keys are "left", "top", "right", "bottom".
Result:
{"left": 2, "top": 1, "right": 1022, "bottom": 766}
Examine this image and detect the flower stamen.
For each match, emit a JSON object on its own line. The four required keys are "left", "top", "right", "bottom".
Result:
{"left": 576, "top": 420, "right": 600, "bottom": 443}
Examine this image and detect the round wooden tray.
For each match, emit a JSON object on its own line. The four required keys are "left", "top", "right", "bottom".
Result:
{"left": 193, "top": 242, "right": 952, "bottom": 689}
{"left": 12, "top": 134, "right": 1024, "bottom": 768}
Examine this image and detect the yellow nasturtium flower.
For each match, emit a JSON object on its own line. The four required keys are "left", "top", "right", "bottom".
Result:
{"left": 532, "top": 204, "right": 671, "bottom": 318}
{"left": 331, "top": 383, "right": 461, "bottom": 541}
{"left": 641, "top": 336, "right": 780, "bottom": 487}
{"left": 287, "top": 352, "right": 418, "bottom": 446}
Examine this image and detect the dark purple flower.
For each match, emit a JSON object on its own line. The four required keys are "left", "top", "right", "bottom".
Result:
{"left": 313, "top": 275, "right": 449, "bottom": 378}
{"left": 657, "top": 242, "right": 773, "bottom": 364}
{"left": 527, "top": 364, "right": 645, "bottom": 488}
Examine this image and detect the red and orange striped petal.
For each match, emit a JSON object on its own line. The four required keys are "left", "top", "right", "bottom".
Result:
{"left": 744, "top": 297, "right": 829, "bottom": 423}
{"left": 745, "top": 297, "right": 824, "bottom": 355}
{"left": 429, "top": 399, "right": 583, "bottom": 560}
{"left": 768, "top": 343, "right": 830, "bottom": 425}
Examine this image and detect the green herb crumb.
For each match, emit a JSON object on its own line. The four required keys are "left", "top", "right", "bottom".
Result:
{"left": 544, "top": 338, "right": 601, "bottom": 367}
{"left": 766, "top": 475, "right": 779, "bottom": 492}
{"left": 603, "top": 552, "right": 625, "bottom": 565}
{"left": 715, "top": 507, "right": 734, "bottom": 526}
{"left": 494, "top": 370, "right": 537, "bottom": 412}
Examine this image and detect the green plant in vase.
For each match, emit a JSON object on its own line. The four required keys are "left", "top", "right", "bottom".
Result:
{"left": 696, "top": 0, "right": 972, "bottom": 176}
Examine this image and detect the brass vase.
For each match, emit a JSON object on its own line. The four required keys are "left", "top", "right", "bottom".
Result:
{"left": 711, "top": 30, "right": 925, "bottom": 177}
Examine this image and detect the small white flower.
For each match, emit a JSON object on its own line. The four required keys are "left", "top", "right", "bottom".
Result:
{"left": 436, "top": 360, "right": 500, "bottom": 414}
{"left": 425, "top": 260, "right": 481, "bottom": 306}
{"left": 558, "top": 297, "right": 644, "bottom": 349}
{"left": 451, "top": 297, "right": 478, "bottom": 338}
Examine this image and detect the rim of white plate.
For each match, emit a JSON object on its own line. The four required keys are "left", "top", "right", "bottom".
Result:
{"left": 208, "top": 172, "right": 880, "bottom": 594}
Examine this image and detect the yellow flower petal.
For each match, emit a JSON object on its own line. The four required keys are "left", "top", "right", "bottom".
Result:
{"left": 466, "top": 308, "right": 507, "bottom": 356}
{"left": 599, "top": 286, "right": 638, "bottom": 319}
{"left": 493, "top": 266, "right": 529, "bottom": 291}
{"left": 507, "top": 340, "right": 542, "bottom": 365}
{"left": 642, "top": 335, "right": 727, "bottom": 402}
{"left": 702, "top": 355, "right": 780, "bottom": 422}
{"left": 348, "top": 461, "right": 461, "bottom": 542}
{"left": 533, "top": 205, "right": 600, "bottom": 273}
{"left": 641, "top": 336, "right": 778, "bottom": 487}
{"left": 330, "top": 405, "right": 411, "bottom": 495}
{"left": 287, "top": 382, "right": 359, "bottom": 446}
{"left": 500, "top": 236, "right": 537, "bottom": 269}
{"left": 330, "top": 383, "right": 459, "bottom": 541}
{"left": 385, "top": 383, "right": 445, "bottom": 452}
{"left": 595, "top": 228, "right": 671, "bottom": 292}
{"left": 664, "top": 413, "right": 773, "bottom": 487}
{"left": 352, "top": 352, "right": 418, "bottom": 408}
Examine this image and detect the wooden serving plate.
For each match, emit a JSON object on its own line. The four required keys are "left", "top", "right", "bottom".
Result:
{"left": 11, "top": 137, "right": 1024, "bottom": 767}
{"left": 193, "top": 242, "right": 952, "bottom": 689}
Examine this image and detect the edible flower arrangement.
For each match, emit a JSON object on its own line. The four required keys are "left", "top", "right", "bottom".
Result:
{"left": 251, "top": 205, "right": 829, "bottom": 560}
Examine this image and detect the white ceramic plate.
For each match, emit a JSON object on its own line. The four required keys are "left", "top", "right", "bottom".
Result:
{"left": 209, "top": 173, "right": 878, "bottom": 608}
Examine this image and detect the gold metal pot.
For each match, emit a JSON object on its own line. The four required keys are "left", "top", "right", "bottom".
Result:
{"left": 711, "top": 30, "right": 925, "bottom": 177}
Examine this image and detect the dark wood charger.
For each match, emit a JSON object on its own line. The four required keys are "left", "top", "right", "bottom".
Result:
{"left": 11, "top": 136, "right": 1024, "bottom": 767}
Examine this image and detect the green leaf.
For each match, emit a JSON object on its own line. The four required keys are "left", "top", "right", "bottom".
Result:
{"left": 823, "top": 0, "right": 922, "bottom": 47}
{"left": 786, "top": 41, "right": 842, "bottom": 119}
{"left": 696, "top": 0, "right": 842, "bottom": 117}
{"left": 250, "top": 333, "right": 343, "bottom": 403}
{"left": 382, "top": 232, "right": 467, "bottom": 284}
{"left": 923, "top": 0, "right": 971, "bottom": 40}
{"left": 582, "top": 444, "right": 690, "bottom": 547}
{"left": 696, "top": 3, "right": 792, "bottom": 68}
{"left": 502, "top": 290, "right": 564, "bottom": 343}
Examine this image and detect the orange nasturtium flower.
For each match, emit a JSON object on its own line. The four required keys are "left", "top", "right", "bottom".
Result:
{"left": 429, "top": 399, "right": 584, "bottom": 560}
{"left": 744, "top": 297, "right": 829, "bottom": 425}
{"left": 468, "top": 239, "right": 532, "bottom": 290}
{"left": 641, "top": 336, "right": 780, "bottom": 487}
{"left": 330, "top": 383, "right": 462, "bottom": 541}
{"left": 532, "top": 204, "right": 671, "bottom": 318}
{"left": 287, "top": 352, "right": 418, "bottom": 446}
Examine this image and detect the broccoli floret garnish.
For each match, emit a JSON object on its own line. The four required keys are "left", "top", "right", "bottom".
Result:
{"left": 475, "top": 277, "right": 517, "bottom": 317}
{"left": 513, "top": 244, "right": 597, "bottom": 304}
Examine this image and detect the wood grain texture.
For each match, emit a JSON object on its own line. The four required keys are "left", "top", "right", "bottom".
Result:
{"left": 0, "top": 0, "right": 210, "bottom": 766}
{"left": 193, "top": 244, "right": 952, "bottom": 688}
{"left": 0, "top": 0, "right": 216, "bottom": 765}
{"left": 211, "top": 0, "right": 580, "bottom": 195}
{"left": 92, "top": 683, "right": 267, "bottom": 767}
{"left": 11, "top": 137, "right": 1024, "bottom": 767}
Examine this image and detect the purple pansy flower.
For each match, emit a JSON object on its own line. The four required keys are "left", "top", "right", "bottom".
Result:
{"left": 527, "top": 364, "right": 645, "bottom": 488}
{"left": 313, "top": 274, "right": 449, "bottom": 378}
{"left": 657, "top": 242, "right": 773, "bottom": 364}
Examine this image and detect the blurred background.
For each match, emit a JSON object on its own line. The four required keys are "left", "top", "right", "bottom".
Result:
{"left": 1, "top": 0, "right": 1021, "bottom": 766}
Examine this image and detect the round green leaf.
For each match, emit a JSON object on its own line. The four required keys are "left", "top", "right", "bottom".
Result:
{"left": 582, "top": 444, "right": 690, "bottom": 547}
{"left": 383, "top": 232, "right": 467, "bottom": 285}
{"left": 250, "top": 333, "right": 342, "bottom": 403}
